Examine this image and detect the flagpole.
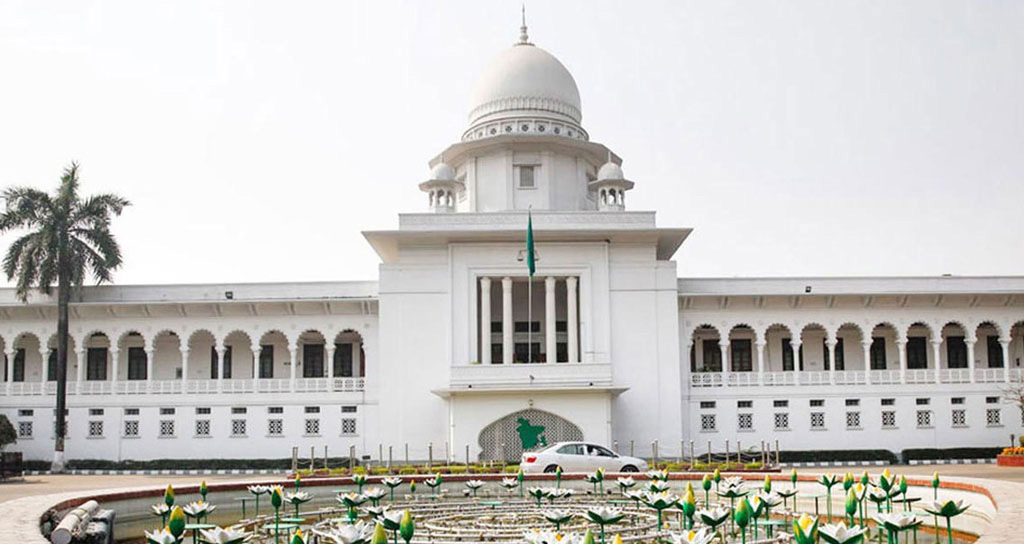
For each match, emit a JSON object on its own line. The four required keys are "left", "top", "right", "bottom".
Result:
{"left": 527, "top": 274, "right": 532, "bottom": 363}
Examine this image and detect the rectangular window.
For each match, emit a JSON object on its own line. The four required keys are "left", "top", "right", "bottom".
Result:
{"left": 951, "top": 397, "right": 965, "bottom": 405}
{"left": 987, "top": 336, "right": 1004, "bottom": 368}
{"left": 87, "top": 420, "right": 103, "bottom": 437}
{"left": 881, "top": 398, "right": 895, "bottom": 406}
{"left": 701, "top": 339, "right": 722, "bottom": 372}
{"left": 951, "top": 409, "right": 967, "bottom": 427}
{"left": 986, "top": 396, "right": 999, "bottom": 404}
{"left": 341, "top": 418, "right": 357, "bottom": 435}
{"left": 303, "top": 344, "right": 325, "bottom": 378}
{"left": 699, "top": 401, "right": 716, "bottom": 409}
{"left": 906, "top": 337, "right": 927, "bottom": 369}
{"left": 916, "top": 410, "right": 932, "bottom": 428}
{"left": 268, "top": 406, "right": 284, "bottom": 414}
{"left": 210, "top": 346, "right": 232, "bottom": 379}
{"left": 738, "top": 413, "right": 753, "bottom": 430}
{"left": 916, "top": 398, "right": 930, "bottom": 406}
{"left": 556, "top": 341, "right": 567, "bottom": 363}
{"left": 87, "top": 347, "right": 107, "bottom": 380}
{"left": 846, "top": 411, "right": 861, "bottom": 429}
{"left": 304, "top": 406, "right": 320, "bottom": 414}
{"left": 260, "top": 345, "right": 274, "bottom": 379}
{"left": 231, "top": 419, "right": 247, "bottom": 436}
{"left": 773, "top": 400, "right": 789, "bottom": 408}
{"left": 700, "top": 414, "right": 716, "bottom": 432}
{"left": 986, "top": 409, "right": 1001, "bottom": 426}
{"left": 845, "top": 399, "right": 860, "bottom": 407}
{"left": 730, "top": 339, "right": 752, "bottom": 372}
{"left": 18, "top": 421, "right": 32, "bottom": 438}
{"left": 195, "top": 420, "right": 210, "bottom": 436}
{"left": 159, "top": 420, "right": 175, "bottom": 437}
{"left": 947, "top": 336, "right": 967, "bottom": 369}
{"left": 18, "top": 409, "right": 33, "bottom": 417}
{"left": 268, "top": 419, "right": 283, "bottom": 436}
{"left": 518, "top": 165, "right": 535, "bottom": 188}
{"left": 514, "top": 321, "right": 541, "bottom": 333}
{"left": 231, "top": 407, "right": 247, "bottom": 414}
{"left": 304, "top": 419, "right": 320, "bottom": 435}
{"left": 514, "top": 342, "right": 540, "bottom": 363}
{"left": 774, "top": 412, "right": 790, "bottom": 430}
{"left": 870, "top": 337, "right": 887, "bottom": 369}
{"left": 127, "top": 347, "right": 147, "bottom": 380}
{"left": 124, "top": 408, "right": 139, "bottom": 416}
{"left": 809, "top": 399, "right": 825, "bottom": 407}
{"left": 160, "top": 408, "right": 175, "bottom": 415}
{"left": 810, "top": 412, "right": 825, "bottom": 429}
{"left": 782, "top": 338, "right": 794, "bottom": 371}
{"left": 881, "top": 411, "right": 896, "bottom": 428}
{"left": 195, "top": 407, "right": 211, "bottom": 415}
{"left": 737, "top": 400, "right": 753, "bottom": 409}
{"left": 47, "top": 349, "right": 57, "bottom": 381}
{"left": 11, "top": 348, "right": 25, "bottom": 382}
{"left": 341, "top": 406, "right": 357, "bottom": 413}
{"left": 491, "top": 343, "right": 503, "bottom": 365}
{"left": 123, "top": 420, "right": 139, "bottom": 437}
{"left": 88, "top": 408, "right": 104, "bottom": 416}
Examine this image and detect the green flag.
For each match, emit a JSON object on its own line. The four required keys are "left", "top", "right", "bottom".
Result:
{"left": 526, "top": 211, "right": 536, "bottom": 277}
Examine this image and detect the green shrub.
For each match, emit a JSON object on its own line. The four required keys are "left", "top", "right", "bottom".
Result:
{"left": 744, "top": 462, "right": 762, "bottom": 470}
{"left": 779, "top": 449, "right": 898, "bottom": 464}
{"left": 0, "top": 415, "right": 15, "bottom": 451}
{"left": 399, "top": 467, "right": 417, "bottom": 475}
{"left": 504, "top": 465, "right": 521, "bottom": 473}
{"left": 449, "top": 466, "right": 467, "bottom": 474}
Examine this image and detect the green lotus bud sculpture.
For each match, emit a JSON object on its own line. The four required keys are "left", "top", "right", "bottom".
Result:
{"left": 792, "top": 514, "right": 819, "bottom": 544}
{"left": 734, "top": 498, "right": 752, "bottom": 544}
{"left": 167, "top": 506, "right": 186, "bottom": 540}
{"left": 399, "top": 509, "right": 414, "bottom": 544}
{"left": 164, "top": 485, "right": 175, "bottom": 508}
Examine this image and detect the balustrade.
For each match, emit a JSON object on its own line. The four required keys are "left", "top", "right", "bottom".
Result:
{"left": 0, "top": 376, "right": 364, "bottom": 396}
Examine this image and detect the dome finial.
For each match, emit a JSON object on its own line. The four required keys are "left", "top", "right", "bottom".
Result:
{"left": 518, "top": 4, "right": 531, "bottom": 45}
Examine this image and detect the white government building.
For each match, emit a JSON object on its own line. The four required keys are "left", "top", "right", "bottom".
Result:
{"left": 2, "top": 24, "right": 1023, "bottom": 465}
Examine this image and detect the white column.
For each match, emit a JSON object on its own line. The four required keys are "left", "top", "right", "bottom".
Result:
{"left": 965, "top": 338, "right": 976, "bottom": 383}
{"left": 290, "top": 345, "right": 299, "bottom": 384}
{"left": 826, "top": 338, "right": 837, "bottom": 385}
{"left": 40, "top": 349, "right": 48, "bottom": 383}
{"left": 480, "top": 277, "right": 492, "bottom": 365}
{"left": 77, "top": 348, "right": 87, "bottom": 383}
{"left": 251, "top": 344, "right": 262, "bottom": 386}
{"left": 216, "top": 346, "right": 226, "bottom": 390}
{"left": 502, "top": 277, "right": 513, "bottom": 365}
{"left": 862, "top": 342, "right": 872, "bottom": 385}
{"left": 544, "top": 276, "right": 557, "bottom": 363}
{"left": 719, "top": 340, "right": 729, "bottom": 387}
{"left": 1001, "top": 340, "right": 1011, "bottom": 383}
{"left": 931, "top": 340, "right": 942, "bottom": 384}
{"left": 566, "top": 276, "right": 578, "bottom": 363}
{"left": 145, "top": 348, "right": 155, "bottom": 383}
{"left": 756, "top": 340, "right": 766, "bottom": 385}
{"left": 326, "top": 344, "right": 336, "bottom": 380}
{"left": 896, "top": 339, "right": 907, "bottom": 384}
{"left": 180, "top": 348, "right": 190, "bottom": 388}
{"left": 792, "top": 340, "right": 802, "bottom": 383}
{"left": 110, "top": 348, "right": 120, "bottom": 392}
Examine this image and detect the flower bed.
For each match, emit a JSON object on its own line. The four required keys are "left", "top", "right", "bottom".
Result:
{"left": 996, "top": 447, "right": 1024, "bottom": 467}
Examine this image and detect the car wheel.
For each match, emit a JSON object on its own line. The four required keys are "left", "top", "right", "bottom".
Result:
{"left": 544, "top": 465, "right": 561, "bottom": 473}
{"left": 620, "top": 464, "right": 638, "bottom": 472}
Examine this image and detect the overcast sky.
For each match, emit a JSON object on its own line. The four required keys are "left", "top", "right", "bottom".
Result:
{"left": 1, "top": 0, "right": 1021, "bottom": 287}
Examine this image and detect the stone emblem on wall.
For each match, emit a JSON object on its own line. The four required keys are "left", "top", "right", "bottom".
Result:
{"left": 478, "top": 409, "right": 583, "bottom": 462}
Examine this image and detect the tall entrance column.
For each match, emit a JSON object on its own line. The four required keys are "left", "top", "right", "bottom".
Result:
{"left": 566, "top": 276, "right": 578, "bottom": 363}
{"left": 896, "top": 339, "right": 907, "bottom": 384}
{"left": 501, "top": 277, "right": 513, "bottom": 364}
{"left": 719, "top": 340, "right": 729, "bottom": 387}
{"left": 480, "top": 277, "right": 492, "bottom": 365}
{"left": 545, "top": 276, "right": 557, "bottom": 363}
{"left": 1001, "top": 339, "right": 1011, "bottom": 383}
{"left": 965, "top": 339, "right": 976, "bottom": 383}
{"left": 756, "top": 340, "right": 766, "bottom": 385}
{"left": 931, "top": 340, "right": 942, "bottom": 384}
{"left": 862, "top": 342, "right": 872, "bottom": 385}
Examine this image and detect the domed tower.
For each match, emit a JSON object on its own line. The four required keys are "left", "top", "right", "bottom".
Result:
{"left": 420, "top": 19, "right": 633, "bottom": 213}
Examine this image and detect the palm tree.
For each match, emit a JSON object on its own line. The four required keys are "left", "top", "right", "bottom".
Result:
{"left": 0, "top": 162, "right": 129, "bottom": 471}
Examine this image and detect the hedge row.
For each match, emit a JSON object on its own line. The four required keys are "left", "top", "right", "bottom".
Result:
{"left": 901, "top": 447, "right": 1003, "bottom": 461}
{"left": 61, "top": 457, "right": 354, "bottom": 471}
{"left": 779, "top": 449, "right": 899, "bottom": 464}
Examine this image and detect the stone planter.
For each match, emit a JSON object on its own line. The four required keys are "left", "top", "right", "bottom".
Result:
{"left": 996, "top": 454, "right": 1024, "bottom": 467}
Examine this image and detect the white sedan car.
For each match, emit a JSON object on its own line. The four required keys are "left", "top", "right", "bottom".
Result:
{"left": 520, "top": 441, "right": 648, "bottom": 474}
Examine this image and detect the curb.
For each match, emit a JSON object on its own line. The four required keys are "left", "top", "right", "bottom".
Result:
{"left": 25, "top": 468, "right": 282, "bottom": 476}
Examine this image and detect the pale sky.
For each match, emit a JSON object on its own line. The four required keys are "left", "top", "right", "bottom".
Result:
{"left": 1, "top": 0, "right": 1021, "bottom": 286}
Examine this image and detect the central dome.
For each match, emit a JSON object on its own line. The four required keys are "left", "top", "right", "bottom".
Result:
{"left": 464, "top": 39, "right": 586, "bottom": 141}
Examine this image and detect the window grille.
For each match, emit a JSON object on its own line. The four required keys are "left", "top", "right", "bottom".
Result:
{"left": 951, "top": 409, "right": 967, "bottom": 427}
{"left": 18, "top": 421, "right": 32, "bottom": 438}
{"left": 231, "top": 419, "right": 247, "bottom": 436}
{"left": 881, "top": 411, "right": 896, "bottom": 428}
{"left": 986, "top": 409, "right": 1001, "bottom": 427}
{"left": 341, "top": 418, "right": 357, "bottom": 435}
{"left": 810, "top": 412, "right": 825, "bottom": 429}
{"left": 738, "top": 413, "right": 753, "bottom": 430}
{"left": 159, "top": 420, "right": 175, "bottom": 437}
{"left": 268, "top": 419, "right": 283, "bottom": 435}
{"left": 846, "top": 411, "right": 861, "bottom": 429}
{"left": 305, "top": 419, "right": 320, "bottom": 435}
{"left": 124, "top": 420, "right": 139, "bottom": 436}
{"left": 916, "top": 410, "right": 932, "bottom": 428}
{"left": 700, "top": 414, "right": 716, "bottom": 432}
{"left": 88, "top": 421, "right": 103, "bottom": 437}
{"left": 773, "top": 413, "right": 789, "bottom": 430}
{"left": 195, "top": 420, "right": 210, "bottom": 436}
{"left": 699, "top": 401, "right": 716, "bottom": 409}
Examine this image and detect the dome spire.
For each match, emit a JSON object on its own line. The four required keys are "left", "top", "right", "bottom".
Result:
{"left": 518, "top": 4, "right": 531, "bottom": 45}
